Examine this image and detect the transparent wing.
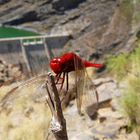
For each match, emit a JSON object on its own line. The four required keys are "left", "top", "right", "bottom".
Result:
{"left": 74, "top": 55, "right": 98, "bottom": 115}
{"left": 0, "top": 73, "right": 48, "bottom": 108}
{"left": 74, "top": 69, "right": 85, "bottom": 114}
{"left": 0, "top": 73, "right": 51, "bottom": 140}
{"left": 74, "top": 55, "right": 86, "bottom": 114}
{"left": 83, "top": 70, "right": 99, "bottom": 116}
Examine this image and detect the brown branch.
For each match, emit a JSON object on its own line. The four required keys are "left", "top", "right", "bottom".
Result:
{"left": 45, "top": 72, "right": 68, "bottom": 140}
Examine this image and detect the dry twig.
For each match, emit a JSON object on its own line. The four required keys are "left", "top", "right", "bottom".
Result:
{"left": 45, "top": 72, "right": 68, "bottom": 140}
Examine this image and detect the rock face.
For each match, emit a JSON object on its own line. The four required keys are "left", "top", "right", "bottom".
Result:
{"left": 4, "top": 11, "right": 39, "bottom": 25}
{"left": 0, "top": 0, "right": 140, "bottom": 58}
{"left": 0, "top": 0, "right": 10, "bottom": 4}
{"left": 63, "top": 78, "right": 139, "bottom": 140}
{"left": 52, "top": 0, "right": 86, "bottom": 11}
{"left": 0, "top": 59, "right": 23, "bottom": 85}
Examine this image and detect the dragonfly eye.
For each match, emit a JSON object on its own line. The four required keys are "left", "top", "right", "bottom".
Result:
{"left": 51, "top": 58, "right": 61, "bottom": 64}
{"left": 58, "top": 58, "right": 61, "bottom": 62}
{"left": 51, "top": 59, "right": 58, "bottom": 63}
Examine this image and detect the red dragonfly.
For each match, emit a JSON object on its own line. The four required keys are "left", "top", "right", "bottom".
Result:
{"left": 0, "top": 52, "right": 103, "bottom": 114}
{"left": 50, "top": 52, "right": 104, "bottom": 113}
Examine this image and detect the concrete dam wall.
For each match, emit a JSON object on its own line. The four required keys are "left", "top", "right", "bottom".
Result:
{"left": 0, "top": 35, "right": 70, "bottom": 75}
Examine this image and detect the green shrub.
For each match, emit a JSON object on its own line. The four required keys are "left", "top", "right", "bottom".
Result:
{"left": 107, "top": 39, "right": 140, "bottom": 135}
{"left": 120, "top": 77, "right": 140, "bottom": 132}
{"left": 106, "top": 53, "right": 129, "bottom": 80}
{"left": 129, "top": 41, "right": 140, "bottom": 76}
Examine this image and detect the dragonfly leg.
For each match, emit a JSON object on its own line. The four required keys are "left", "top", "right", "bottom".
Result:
{"left": 65, "top": 72, "right": 69, "bottom": 94}
{"left": 60, "top": 72, "right": 69, "bottom": 103}
{"left": 59, "top": 72, "right": 67, "bottom": 102}
{"left": 61, "top": 72, "right": 69, "bottom": 100}
{"left": 55, "top": 73, "right": 62, "bottom": 84}
{"left": 59, "top": 72, "right": 65, "bottom": 91}
{"left": 64, "top": 72, "right": 69, "bottom": 97}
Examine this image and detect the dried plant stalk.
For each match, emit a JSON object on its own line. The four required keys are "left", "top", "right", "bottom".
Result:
{"left": 45, "top": 72, "right": 68, "bottom": 140}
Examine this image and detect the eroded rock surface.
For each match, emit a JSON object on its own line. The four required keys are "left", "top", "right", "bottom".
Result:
{"left": 1, "top": 0, "right": 139, "bottom": 58}
{"left": 64, "top": 78, "right": 139, "bottom": 140}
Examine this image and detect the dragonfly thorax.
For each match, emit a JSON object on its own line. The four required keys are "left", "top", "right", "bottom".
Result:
{"left": 50, "top": 53, "right": 84, "bottom": 74}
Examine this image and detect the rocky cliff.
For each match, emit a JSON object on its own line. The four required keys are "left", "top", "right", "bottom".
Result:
{"left": 0, "top": 0, "right": 140, "bottom": 59}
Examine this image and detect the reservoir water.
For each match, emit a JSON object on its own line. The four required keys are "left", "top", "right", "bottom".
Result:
{"left": 0, "top": 26, "right": 39, "bottom": 39}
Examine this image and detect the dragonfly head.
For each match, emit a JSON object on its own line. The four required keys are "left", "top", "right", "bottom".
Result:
{"left": 50, "top": 58, "right": 62, "bottom": 74}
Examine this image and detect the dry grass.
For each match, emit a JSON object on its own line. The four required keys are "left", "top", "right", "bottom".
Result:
{"left": 0, "top": 81, "right": 51, "bottom": 140}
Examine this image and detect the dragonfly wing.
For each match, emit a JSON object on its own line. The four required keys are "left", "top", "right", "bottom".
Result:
{"left": 83, "top": 70, "right": 99, "bottom": 116}
{"left": 0, "top": 73, "right": 51, "bottom": 114}
{"left": 74, "top": 55, "right": 86, "bottom": 114}
{"left": 74, "top": 55, "right": 98, "bottom": 114}
{"left": 74, "top": 69, "right": 85, "bottom": 114}
{"left": 0, "top": 74, "right": 51, "bottom": 140}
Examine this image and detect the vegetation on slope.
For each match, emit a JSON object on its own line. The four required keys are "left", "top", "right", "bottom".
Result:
{"left": 107, "top": 39, "right": 140, "bottom": 134}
